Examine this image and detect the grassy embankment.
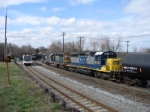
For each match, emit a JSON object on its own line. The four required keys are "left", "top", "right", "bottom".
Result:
{"left": 0, "top": 62, "right": 62, "bottom": 112}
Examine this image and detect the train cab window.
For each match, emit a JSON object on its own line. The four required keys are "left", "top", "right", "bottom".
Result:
{"left": 95, "top": 55, "right": 101, "bottom": 61}
{"left": 24, "top": 56, "right": 32, "bottom": 61}
{"left": 71, "top": 53, "right": 78, "bottom": 57}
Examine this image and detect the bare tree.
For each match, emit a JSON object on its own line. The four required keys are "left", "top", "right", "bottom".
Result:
{"left": 38, "top": 46, "right": 47, "bottom": 54}
{"left": 113, "top": 37, "right": 123, "bottom": 51}
{"left": 132, "top": 45, "right": 139, "bottom": 52}
{"left": 7, "top": 43, "right": 20, "bottom": 57}
{"left": 140, "top": 47, "right": 150, "bottom": 53}
{"left": 48, "top": 41, "right": 63, "bottom": 53}
{"left": 97, "top": 37, "right": 109, "bottom": 51}
{"left": 21, "top": 44, "right": 35, "bottom": 55}
{"left": 75, "top": 38, "right": 86, "bottom": 52}
{"left": 0, "top": 43, "right": 4, "bottom": 60}
{"left": 65, "top": 41, "right": 74, "bottom": 53}
{"left": 89, "top": 39, "right": 99, "bottom": 51}
{"left": 98, "top": 37, "right": 123, "bottom": 52}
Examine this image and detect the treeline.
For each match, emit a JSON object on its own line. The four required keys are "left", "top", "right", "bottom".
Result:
{"left": 0, "top": 43, "right": 48, "bottom": 60}
{"left": 0, "top": 37, "right": 150, "bottom": 60}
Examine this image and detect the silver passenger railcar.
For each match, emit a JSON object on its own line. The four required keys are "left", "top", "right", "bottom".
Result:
{"left": 23, "top": 55, "right": 32, "bottom": 65}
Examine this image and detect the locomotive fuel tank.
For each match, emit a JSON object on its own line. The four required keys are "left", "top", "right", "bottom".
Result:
{"left": 122, "top": 53, "right": 150, "bottom": 80}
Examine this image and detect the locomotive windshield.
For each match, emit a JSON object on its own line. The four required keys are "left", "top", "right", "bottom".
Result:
{"left": 24, "top": 56, "right": 32, "bottom": 61}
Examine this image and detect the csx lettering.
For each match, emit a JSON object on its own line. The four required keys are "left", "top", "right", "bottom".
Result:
{"left": 113, "top": 61, "right": 120, "bottom": 65}
{"left": 79, "top": 57, "right": 87, "bottom": 64}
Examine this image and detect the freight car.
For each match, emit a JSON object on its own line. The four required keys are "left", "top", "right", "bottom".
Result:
{"left": 123, "top": 53, "right": 150, "bottom": 86}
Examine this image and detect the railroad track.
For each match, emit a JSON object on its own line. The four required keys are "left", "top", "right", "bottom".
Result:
{"left": 84, "top": 76, "right": 150, "bottom": 103}
{"left": 109, "top": 84, "right": 150, "bottom": 102}
{"left": 42, "top": 62, "right": 150, "bottom": 104}
{"left": 26, "top": 66, "right": 117, "bottom": 112}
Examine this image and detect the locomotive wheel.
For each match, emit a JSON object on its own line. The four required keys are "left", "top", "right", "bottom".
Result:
{"left": 141, "top": 82, "right": 148, "bottom": 86}
{"left": 95, "top": 73, "right": 100, "bottom": 78}
{"left": 116, "top": 79, "right": 121, "bottom": 83}
{"left": 124, "top": 78, "right": 132, "bottom": 86}
{"left": 65, "top": 68, "right": 69, "bottom": 71}
{"left": 102, "top": 73, "right": 106, "bottom": 80}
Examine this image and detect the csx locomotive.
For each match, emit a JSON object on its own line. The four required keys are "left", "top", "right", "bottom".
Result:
{"left": 42, "top": 51, "right": 150, "bottom": 86}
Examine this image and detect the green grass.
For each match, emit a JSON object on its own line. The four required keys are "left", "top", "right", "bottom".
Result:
{"left": 0, "top": 62, "right": 63, "bottom": 112}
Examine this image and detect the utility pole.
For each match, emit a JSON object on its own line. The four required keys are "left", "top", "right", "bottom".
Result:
{"left": 126, "top": 41, "right": 130, "bottom": 54}
{"left": 73, "top": 41, "right": 74, "bottom": 52}
{"left": 61, "top": 32, "right": 66, "bottom": 52}
{"left": 77, "top": 37, "right": 84, "bottom": 52}
{"left": 4, "top": 8, "right": 11, "bottom": 85}
{"left": 4, "top": 8, "right": 8, "bottom": 58}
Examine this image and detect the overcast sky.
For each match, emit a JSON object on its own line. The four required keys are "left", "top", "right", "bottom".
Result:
{"left": 0, "top": 0, "right": 150, "bottom": 51}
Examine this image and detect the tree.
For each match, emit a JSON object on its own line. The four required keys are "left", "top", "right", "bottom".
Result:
{"left": 89, "top": 39, "right": 99, "bottom": 51}
{"left": 48, "top": 41, "right": 63, "bottom": 53}
{"left": 7, "top": 43, "right": 20, "bottom": 58}
{"left": 98, "top": 37, "right": 123, "bottom": 52}
{"left": 65, "top": 41, "right": 74, "bottom": 53}
{"left": 0, "top": 43, "right": 4, "bottom": 60}
{"left": 140, "top": 47, "right": 150, "bottom": 53}
{"left": 35, "top": 48, "right": 40, "bottom": 54}
{"left": 38, "top": 46, "right": 47, "bottom": 54}
{"left": 132, "top": 45, "right": 139, "bottom": 52}
{"left": 74, "top": 38, "right": 86, "bottom": 52}
{"left": 20, "top": 44, "right": 35, "bottom": 55}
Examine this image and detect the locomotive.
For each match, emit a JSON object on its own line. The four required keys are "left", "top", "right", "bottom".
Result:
{"left": 42, "top": 51, "right": 150, "bottom": 86}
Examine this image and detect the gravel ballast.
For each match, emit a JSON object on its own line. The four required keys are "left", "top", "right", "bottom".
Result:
{"left": 33, "top": 65, "right": 150, "bottom": 112}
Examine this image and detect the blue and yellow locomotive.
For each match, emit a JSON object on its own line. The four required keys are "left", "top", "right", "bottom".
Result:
{"left": 45, "top": 51, "right": 123, "bottom": 82}
{"left": 67, "top": 51, "right": 123, "bottom": 81}
{"left": 42, "top": 51, "right": 150, "bottom": 86}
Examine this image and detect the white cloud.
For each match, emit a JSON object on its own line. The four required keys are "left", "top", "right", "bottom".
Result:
{"left": 0, "top": 16, "right": 5, "bottom": 28}
{"left": 0, "top": 0, "right": 46, "bottom": 8}
{"left": 10, "top": 16, "right": 43, "bottom": 25}
{"left": 5, "top": 27, "right": 54, "bottom": 47}
{"left": 0, "top": 12, "right": 150, "bottom": 50}
{"left": 124, "top": 0, "right": 150, "bottom": 16}
{"left": 7, "top": 15, "right": 150, "bottom": 36}
{"left": 40, "top": 7, "right": 47, "bottom": 12}
{"left": 69, "top": 0, "right": 97, "bottom": 5}
{"left": 52, "top": 7, "right": 66, "bottom": 12}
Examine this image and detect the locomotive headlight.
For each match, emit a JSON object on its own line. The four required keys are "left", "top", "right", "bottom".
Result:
{"left": 140, "top": 68, "right": 142, "bottom": 72}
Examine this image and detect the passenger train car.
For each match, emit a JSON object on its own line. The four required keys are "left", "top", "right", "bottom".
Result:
{"left": 23, "top": 55, "right": 32, "bottom": 65}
